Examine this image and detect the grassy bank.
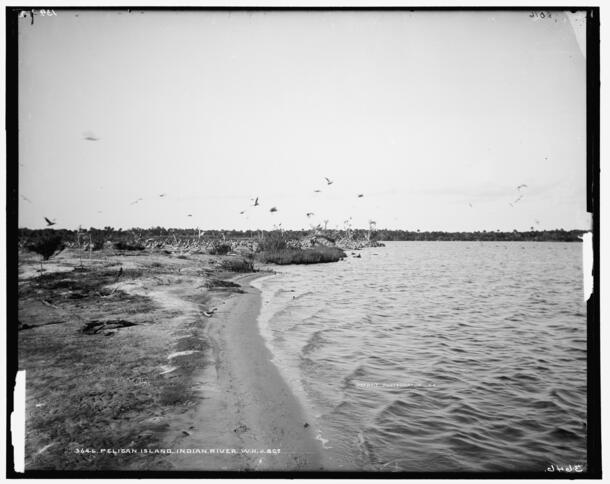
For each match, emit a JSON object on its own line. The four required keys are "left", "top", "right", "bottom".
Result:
{"left": 256, "top": 246, "right": 346, "bottom": 265}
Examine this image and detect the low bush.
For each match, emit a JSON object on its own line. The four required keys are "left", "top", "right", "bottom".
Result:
{"left": 256, "top": 246, "right": 346, "bottom": 265}
{"left": 26, "top": 235, "right": 65, "bottom": 261}
{"left": 220, "top": 258, "right": 255, "bottom": 273}
{"left": 114, "top": 241, "right": 145, "bottom": 251}
{"left": 208, "top": 243, "right": 231, "bottom": 255}
{"left": 257, "top": 231, "right": 288, "bottom": 252}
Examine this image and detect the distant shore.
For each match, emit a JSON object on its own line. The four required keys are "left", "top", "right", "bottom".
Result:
{"left": 17, "top": 227, "right": 588, "bottom": 250}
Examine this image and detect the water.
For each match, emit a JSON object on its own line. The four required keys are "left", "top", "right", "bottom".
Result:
{"left": 251, "top": 242, "right": 587, "bottom": 472}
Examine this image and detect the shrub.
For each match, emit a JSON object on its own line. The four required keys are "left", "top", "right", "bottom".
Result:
{"left": 257, "top": 246, "right": 346, "bottom": 265}
{"left": 88, "top": 228, "right": 113, "bottom": 251}
{"left": 220, "top": 258, "right": 255, "bottom": 273}
{"left": 257, "top": 231, "right": 287, "bottom": 252}
{"left": 26, "top": 234, "right": 65, "bottom": 271}
{"left": 114, "top": 241, "right": 145, "bottom": 251}
{"left": 209, "top": 243, "right": 231, "bottom": 255}
{"left": 27, "top": 235, "right": 65, "bottom": 261}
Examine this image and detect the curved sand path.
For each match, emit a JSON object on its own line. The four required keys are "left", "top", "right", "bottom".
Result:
{"left": 125, "top": 272, "right": 323, "bottom": 471}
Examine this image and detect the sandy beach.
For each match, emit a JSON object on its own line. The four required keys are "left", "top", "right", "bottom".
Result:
{"left": 17, "top": 248, "right": 322, "bottom": 471}
{"left": 164, "top": 272, "right": 323, "bottom": 471}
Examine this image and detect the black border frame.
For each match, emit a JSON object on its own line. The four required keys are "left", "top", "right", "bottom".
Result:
{"left": 5, "top": 5, "right": 601, "bottom": 479}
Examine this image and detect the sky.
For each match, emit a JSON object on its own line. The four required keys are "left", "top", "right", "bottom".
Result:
{"left": 17, "top": 9, "right": 589, "bottom": 231}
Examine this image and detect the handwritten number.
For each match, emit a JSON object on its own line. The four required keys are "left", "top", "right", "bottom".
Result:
{"left": 530, "top": 11, "right": 552, "bottom": 20}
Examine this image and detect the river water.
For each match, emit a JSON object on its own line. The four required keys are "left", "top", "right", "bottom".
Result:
{"left": 251, "top": 241, "right": 587, "bottom": 472}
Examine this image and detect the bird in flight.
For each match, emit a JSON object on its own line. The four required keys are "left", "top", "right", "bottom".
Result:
{"left": 44, "top": 217, "right": 56, "bottom": 227}
{"left": 20, "top": 195, "right": 32, "bottom": 203}
{"left": 314, "top": 189, "right": 322, "bottom": 193}
{"left": 306, "top": 212, "right": 314, "bottom": 218}
{"left": 357, "top": 194, "right": 364, "bottom": 198}
{"left": 517, "top": 184, "right": 528, "bottom": 190}
{"left": 324, "top": 177, "right": 334, "bottom": 185}
{"left": 252, "top": 197, "right": 259, "bottom": 207}
{"left": 187, "top": 214, "right": 192, "bottom": 217}
{"left": 130, "top": 198, "right": 143, "bottom": 205}
{"left": 270, "top": 207, "right": 278, "bottom": 213}
{"left": 159, "top": 193, "right": 166, "bottom": 198}
{"left": 239, "top": 210, "right": 246, "bottom": 215}
{"left": 82, "top": 131, "right": 100, "bottom": 141}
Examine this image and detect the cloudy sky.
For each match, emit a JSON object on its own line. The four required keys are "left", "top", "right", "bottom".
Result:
{"left": 18, "top": 9, "right": 588, "bottom": 231}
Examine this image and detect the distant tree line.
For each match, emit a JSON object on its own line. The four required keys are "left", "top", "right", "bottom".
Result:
{"left": 372, "top": 228, "right": 586, "bottom": 242}
{"left": 17, "top": 227, "right": 587, "bottom": 247}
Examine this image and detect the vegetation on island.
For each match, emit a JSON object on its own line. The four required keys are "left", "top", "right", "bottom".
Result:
{"left": 18, "top": 226, "right": 587, "bottom": 251}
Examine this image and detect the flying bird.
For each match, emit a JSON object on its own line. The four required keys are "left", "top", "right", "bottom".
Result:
{"left": 82, "top": 131, "right": 100, "bottom": 141}
{"left": 357, "top": 194, "right": 364, "bottom": 198}
{"left": 517, "top": 184, "right": 528, "bottom": 190}
{"left": 252, "top": 197, "right": 259, "bottom": 207}
{"left": 159, "top": 193, "right": 166, "bottom": 198}
{"left": 20, "top": 195, "right": 32, "bottom": 203}
{"left": 324, "top": 177, "right": 334, "bottom": 185}
{"left": 130, "top": 198, "right": 143, "bottom": 205}
{"left": 187, "top": 214, "right": 192, "bottom": 217}
{"left": 239, "top": 210, "right": 246, "bottom": 215}
{"left": 44, "top": 217, "right": 56, "bottom": 227}
{"left": 314, "top": 190, "right": 322, "bottom": 193}
{"left": 270, "top": 207, "right": 278, "bottom": 213}
{"left": 306, "top": 212, "right": 314, "bottom": 217}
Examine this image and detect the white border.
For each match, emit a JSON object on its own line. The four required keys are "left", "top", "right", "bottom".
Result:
{"left": 1, "top": 2, "right": 604, "bottom": 482}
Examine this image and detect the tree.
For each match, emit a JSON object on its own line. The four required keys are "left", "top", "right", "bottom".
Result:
{"left": 27, "top": 234, "right": 65, "bottom": 272}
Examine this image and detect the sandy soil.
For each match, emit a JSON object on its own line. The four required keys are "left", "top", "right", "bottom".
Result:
{"left": 17, "top": 247, "right": 322, "bottom": 472}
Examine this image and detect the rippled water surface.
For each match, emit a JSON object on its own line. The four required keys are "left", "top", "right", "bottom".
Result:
{"left": 252, "top": 242, "right": 587, "bottom": 472}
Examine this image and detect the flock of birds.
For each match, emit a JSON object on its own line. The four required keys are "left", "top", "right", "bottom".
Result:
{"left": 29, "top": 182, "right": 536, "bottom": 230}
{"left": 23, "top": 130, "right": 539, "bottom": 229}
{"left": 235, "top": 177, "right": 366, "bottom": 221}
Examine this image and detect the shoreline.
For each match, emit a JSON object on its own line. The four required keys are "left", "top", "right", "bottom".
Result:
{"left": 215, "top": 272, "right": 323, "bottom": 470}
{"left": 167, "top": 271, "right": 323, "bottom": 471}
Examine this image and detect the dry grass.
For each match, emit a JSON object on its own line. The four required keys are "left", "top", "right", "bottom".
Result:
{"left": 18, "top": 255, "right": 216, "bottom": 470}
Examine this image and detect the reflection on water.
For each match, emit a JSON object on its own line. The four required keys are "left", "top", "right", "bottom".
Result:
{"left": 252, "top": 242, "right": 587, "bottom": 472}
